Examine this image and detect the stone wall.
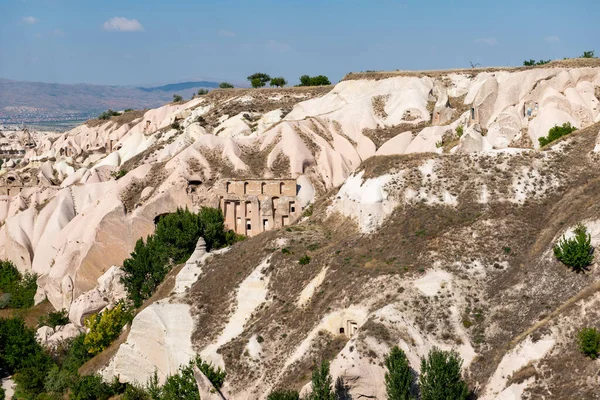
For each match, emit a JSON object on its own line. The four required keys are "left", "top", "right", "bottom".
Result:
{"left": 215, "top": 179, "right": 301, "bottom": 237}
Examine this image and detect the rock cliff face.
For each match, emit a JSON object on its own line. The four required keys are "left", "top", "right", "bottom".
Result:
{"left": 2, "top": 60, "right": 600, "bottom": 399}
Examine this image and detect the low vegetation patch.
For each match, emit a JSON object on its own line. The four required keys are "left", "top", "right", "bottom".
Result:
{"left": 538, "top": 122, "right": 577, "bottom": 147}
{"left": 553, "top": 224, "right": 594, "bottom": 271}
{"left": 0, "top": 260, "right": 37, "bottom": 309}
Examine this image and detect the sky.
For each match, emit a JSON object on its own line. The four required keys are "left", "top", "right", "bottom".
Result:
{"left": 0, "top": 0, "right": 598, "bottom": 86}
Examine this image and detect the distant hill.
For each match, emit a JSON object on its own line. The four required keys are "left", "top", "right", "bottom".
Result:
{"left": 0, "top": 78, "right": 223, "bottom": 124}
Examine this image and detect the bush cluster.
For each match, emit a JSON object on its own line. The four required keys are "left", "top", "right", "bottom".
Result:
{"left": 0, "top": 260, "right": 37, "bottom": 309}
{"left": 219, "top": 82, "right": 234, "bottom": 89}
{"left": 121, "top": 208, "right": 241, "bottom": 307}
{"left": 538, "top": 122, "right": 577, "bottom": 147}
{"left": 172, "top": 94, "right": 183, "bottom": 103}
{"left": 553, "top": 223, "right": 594, "bottom": 271}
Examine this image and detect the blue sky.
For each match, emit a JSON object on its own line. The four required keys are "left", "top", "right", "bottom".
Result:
{"left": 1, "top": 0, "right": 598, "bottom": 86}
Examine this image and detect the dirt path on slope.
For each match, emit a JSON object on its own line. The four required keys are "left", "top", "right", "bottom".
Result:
{"left": 509, "top": 280, "right": 600, "bottom": 347}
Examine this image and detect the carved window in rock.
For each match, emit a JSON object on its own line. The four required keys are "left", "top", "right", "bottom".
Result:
{"left": 261, "top": 182, "right": 266, "bottom": 194}
{"left": 279, "top": 182, "right": 285, "bottom": 195}
{"left": 226, "top": 182, "right": 231, "bottom": 193}
{"left": 244, "top": 182, "right": 249, "bottom": 195}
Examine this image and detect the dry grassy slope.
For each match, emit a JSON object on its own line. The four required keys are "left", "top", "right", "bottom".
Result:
{"left": 186, "top": 123, "right": 600, "bottom": 398}
{"left": 343, "top": 58, "right": 600, "bottom": 81}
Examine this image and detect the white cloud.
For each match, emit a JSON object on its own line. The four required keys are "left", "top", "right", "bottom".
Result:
{"left": 545, "top": 35, "right": 561, "bottom": 43}
{"left": 22, "top": 16, "right": 39, "bottom": 24}
{"left": 474, "top": 37, "right": 498, "bottom": 46}
{"left": 218, "top": 29, "right": 235, "bottom": 37}
{"left": 266, "top": 40, "right": 291, "bottom": 53}
{"left": 52, "top": 29, "right": 65, "bottom": 37}
{"left": 103, "top": 17, "right": 143, "bottom": 32}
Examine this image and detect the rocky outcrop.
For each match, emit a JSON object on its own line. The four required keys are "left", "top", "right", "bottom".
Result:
{"left": 69, "top": 265, "right": 127, "bottom": 326}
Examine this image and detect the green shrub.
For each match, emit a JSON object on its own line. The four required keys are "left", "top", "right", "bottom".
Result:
{"left": 578, "top": 327, "right": 600, "bottom": 359}
{"left": 270, "top": 77, "right": 287, "bottom": 87}
{"left": 302, "top": 204, "right": 313, "bottom": 217}
{"left": 385, "top": 346, "right": 414, "bottom": 400}
{"left": 553, "top": 224, "right": 594, "bottom": 271}
{"left": 419, "top": 348, "right": 469, "bottom": 400}
{"left": 84, "top": 302, "right": 133, "bottom": 355}
{"left": 171, "top": 120, "right": 181, "bottom": 130}
{"left": 0, "top": 260, "right": 37, "bottom": 309}
{"left": 121, "top": 383, "right": 152, "bottom": 400}
{"left": 247, "top": 73, "right": 271, "bottom": 88}
{"left": 523, "top": 59, "right": 551, "bottom": 66}
{"left": 172, "top": 94, "right": 183, "bottom": 103}
{"left": 98, "top": 109, "right": 121, "bottom": 120}
{"left": 62, "top": 334, "right": 93, "bottom": 373}
{"left": 197, "top": 89, "right": 209, "bottom": 96}
{"left": 581, "top": 50, "right": 596, "bottom": 58}
{"left": 69, "top": 374, "right": 120, "bottom": 400}
{"left": 219, "top": 82, "right": 234, "bottom": 89}
{"left": 299, "top": 255, "right": 311, "bottom": 265}
{"left": 456, "top": 125, "right": 464, "bottom": 137}
{"left": 538, "top": 122, "right": 577, "bottom": 147}
{"left": 267, "top": 389, "right": 300, "bottom": 400}
{"left": 111, "top": 169, "right": 127, "bottom": 180}
{"left": 0, "top": 387, "right": 4, "bottom": 400}
{"left": 39, "top": 309, "right": 70, "bottom": 328}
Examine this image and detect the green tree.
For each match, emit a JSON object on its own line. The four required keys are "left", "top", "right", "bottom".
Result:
{"left": 122, "top": 383, "right": 152, "bottom": 400}
{"left": 309, "top": 360, "right": 335, "bottom": 400}
{"left": 581, "top": 50, "right": 596, "bottom": 58}
{"left": 0, "top": 387, "right": 4, "bottom": 400}
{"left": 69, "top": 375, "right": 114, "bottom": 400}
{"left": 161, "top": 364, "right": 199, "bottom": 400}
{"left": 270, "top": 77, "right": 287, "bottom": 87}
{"left": 267, "top": 389, "right": 300, "bottom": 400}
{"left": 121, "top": 235, "right": 170, "bottom": 307}
{"left": 523, "top": 59, "right": 536, "bottom": 66}
{"left": 247, "top": 73, "right": 271, "bottom": 88}
{"left": 419, "top": 348, "right": 469, "bottom": 400}
{"left": 538, "top": 122, "right": 577, "bottom": 147}
{"left": 298, "top": 75, "right": 331, "bottom": 86}
{"left": 195, "top": 356, "right": 226, "bottom": 389}
{"left": 219, "top": 82, "right": 234, "bottom": 89}
{"left": 84, "top": 302, "right": 133, "bottom": 355}
{"left": 385, "top": 346, "right": 414, "bottom": 400}
{"left": 554, "top": 223, "right": 594, "bottom": 271}
{"left": 578, "top": 327, "right": 600, "bottom": 359}
{"left": 173, "top": 94, "right": 183, "bottom": 103}
{"left": 0, "top": 260, "right": 37, "bottom": 309}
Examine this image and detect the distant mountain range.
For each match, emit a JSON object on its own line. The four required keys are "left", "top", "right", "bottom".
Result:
{"left": 0, "top": 78, "right": 224, "bottom": 124}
